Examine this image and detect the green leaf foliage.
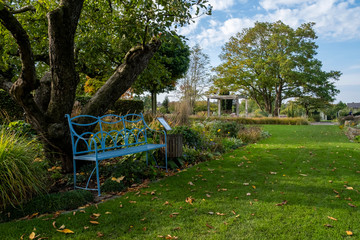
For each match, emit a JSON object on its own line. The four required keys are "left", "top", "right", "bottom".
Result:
{"left": 214, "top": 21, "right": 341, "bottom": 116}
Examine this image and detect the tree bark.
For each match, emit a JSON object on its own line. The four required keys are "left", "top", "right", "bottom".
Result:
{"left": 151, "top": 91, "right": 157, "bottom": 115}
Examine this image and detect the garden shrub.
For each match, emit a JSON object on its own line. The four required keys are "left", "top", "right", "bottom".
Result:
{"left": 6, "top": 120, "right": 36, "bottom": 137}
{"left": 237, "top": 126, "right": 263, "bottom": 143}
{"left": 169, "top": 126, "right": 204, "bottom": 149}
{"left": 0, "top": 89, "right": 24, "bottom": 121}
{"left": 0, "top": 190, "right": 93, "bottom": 223}
{"left": 0, "top": 127, "right": 46, "bottom": 209}
{"left": 210, "top": 120, "right": 243, "bottom": 138}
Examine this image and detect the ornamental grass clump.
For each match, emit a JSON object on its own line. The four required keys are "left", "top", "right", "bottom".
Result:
{"left": 0, "top": 127, "right": 45, "bottom": 209}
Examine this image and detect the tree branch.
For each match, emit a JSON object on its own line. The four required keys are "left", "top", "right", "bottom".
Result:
{"left": 10, "top": 5, "right": 36, "bottom": 14}
{"left": 81, "top": 39, "right": 162, "bottom": 117}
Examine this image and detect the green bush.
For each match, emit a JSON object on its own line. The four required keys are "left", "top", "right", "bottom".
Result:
{"left": 75, "top": 96, "right": 144, "bottom": 115}
{"left": 112, "top": 99, "right": 144, "bottom": 115}
{"left": 169, "top": 126, "right": 204, "bottom": 149}
{"left": 0, "top": 127, "right": 46, "bottom": 209}
{"left": 0, "top": 190, "right": 93, "bottom": 223}
{"left": 0, "top": 89, "right": 24, "bottom": 121}
{"left": 6, "top": 120, "right": 36, "bottom": 137}
{"left": 210, "top": 120, "right": 243, "bottom": 138}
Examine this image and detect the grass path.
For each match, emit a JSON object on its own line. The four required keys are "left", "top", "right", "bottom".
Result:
{"left": 1, "top": 125, "right": 360, "bottom": 239}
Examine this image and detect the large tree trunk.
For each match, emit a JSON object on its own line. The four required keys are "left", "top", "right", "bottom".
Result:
{"left": 0, "top": 2, "right": 161, "bottom": 173}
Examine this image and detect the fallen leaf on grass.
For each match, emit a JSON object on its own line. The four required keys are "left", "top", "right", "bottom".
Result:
{"left": 348, "top": 203, "right": 357, "bottom": 208}
{"left": 206, "top": 194, "right": 211, "bottom": 198}
{"left": 105, "top": 212, "right": 111, "bottom": 214}
{"left": 56, "top": 229, "right": 74, "bottom": 234}
{"left": 59, "top": 224, "right": 65, "bottom": 230}
{"left": 243, "top": 183, "right": 249, "bottom": 186}
{"left": 84, "top": 226, "right": 89, "bottom": 230}
{"left": 328, "top": 216, "right": 337, "bottom": 221}
{"left": 232, "top": 210, "right": 236, "bottom": 215}
{"left": 346, "top": 231, "right": 353, "bottom": 236}
{"left": 216, "top": 212, "right": 226, "bottom": 216}
{"left": 29, "top": 232, "right": 36, "bottom": 240}
{"left": 185, "top": 196, "right": 195, "bottom": 205}
{"left": 97, "top": 232, "right": 104, "bottom": 237}
{"left": 276, "top": 200, "right": 288, "bottom": 206}
{"left": 90, "top": 221, "right": 100, "bottom": 225}
{"left": 206, "top": 223, "right": 214, "bottom": 229}
{"left": 188, "top": 182, "right": 195, "bottom": 186}
{"left": 217, "top": 188, "right": 227, "bottom": 192}
{"left": 157, "top": 235, "right": 178, "bottom": 239}
{"left": 252, "top": 185, "right": 256, "bottom": 189}
{"left": 52, "top": 221, "right": 57, "bottom": 229}
{"left": 324, "top": 224, "right": 333, "bottom": 228}
{"left": 129, "top": 201, "right": 137, "bottom": 204}
{"left": 173, "top": 227, "right": 181, "bottom": 231}
{"left": 246, "top": 193, "right": 251, "bottom": 196}
{"left": 299, "top": 174, "right": 308, "bottom": 177}
{"left": 346, "top": 187, "right": 354, "bottom": 190}
{"left": 333, "top": 189, "right": 339, "bottom": 194}
{"left": 208, "top": 212, "right": 214, "bottom": 215}
{"left": 270, "top": 172, "right": 277, "bottom": 175}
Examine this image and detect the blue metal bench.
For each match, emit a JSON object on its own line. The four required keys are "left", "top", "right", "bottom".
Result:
{"left": 65, "top": 113, "right": 167, "bottom": 196}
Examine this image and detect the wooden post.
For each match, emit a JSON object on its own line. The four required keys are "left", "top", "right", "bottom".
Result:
{"left": 218, "top": 99, "right": 221, "bottom": 116}
{"left": 245, "top": 99, "right": 248, "bottom": 117}
{"left": 207, "top": 97, "right": 210, "bottom": 117}
{"left": 235, "top": 97, "right": 239, "bottom": 116}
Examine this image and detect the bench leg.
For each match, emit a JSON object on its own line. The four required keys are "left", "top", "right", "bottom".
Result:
{"left": 165, "top": 146, "right": 168, "bottom": 172}
{"left": 95, "top": 160, "right": 101, "bottom": 196}
{"left": 73, "top": 158, "right": 77, "bottom": 190}
{"left": 146, "top": 151, "right": 149, "bottom": 166}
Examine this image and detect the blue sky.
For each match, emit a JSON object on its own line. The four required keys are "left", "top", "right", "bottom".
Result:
{"left": 176, "top": 0, "right": 360, "bottom": 104}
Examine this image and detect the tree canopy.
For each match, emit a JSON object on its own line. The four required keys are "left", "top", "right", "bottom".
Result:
{"left": 213, "top": 21, "right": 341, "bottom": 116}
{"left": 132, "top": 35, "right": 190, "bottom": 114}
{"left": 0, "top": 0, "right": 211, "bottom": 171}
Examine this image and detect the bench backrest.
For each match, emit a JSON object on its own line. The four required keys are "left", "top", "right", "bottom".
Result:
{"left": 65, "top": 113, "right": 149, "bottom": 156}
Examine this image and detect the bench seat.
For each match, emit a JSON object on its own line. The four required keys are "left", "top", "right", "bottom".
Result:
{"left": 74, "top": 143, "right": 166, "bottom": 161}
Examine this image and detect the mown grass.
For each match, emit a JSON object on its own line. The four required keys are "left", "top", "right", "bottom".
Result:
{"left": 1, "top": 125, "right": 360, "bottom": 239}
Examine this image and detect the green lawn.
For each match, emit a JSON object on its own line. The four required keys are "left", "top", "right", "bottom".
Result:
{"left": 1, "top": 125, "right": 360, "bottom": 239}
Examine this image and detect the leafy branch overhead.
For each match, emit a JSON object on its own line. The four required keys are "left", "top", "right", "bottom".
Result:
{"left": 0, "top": 0, "right": 211, "bottom": 172}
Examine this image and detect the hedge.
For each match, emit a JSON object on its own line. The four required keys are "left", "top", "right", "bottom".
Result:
{"left": 75, "top": 96, "right": 144, "bottom": 115}
{"left": 189, "top": 116, "right": 309, "bottom": 125}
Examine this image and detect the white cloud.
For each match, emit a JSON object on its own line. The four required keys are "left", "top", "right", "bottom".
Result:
{"left": 208, "top": 0, "right": 235, "bottom": 11}
{"left": 259, "top": 0, "right": 306, "bottom": 10}
{"left": 194, "top": 18, "right": 255, "bottom": 48}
